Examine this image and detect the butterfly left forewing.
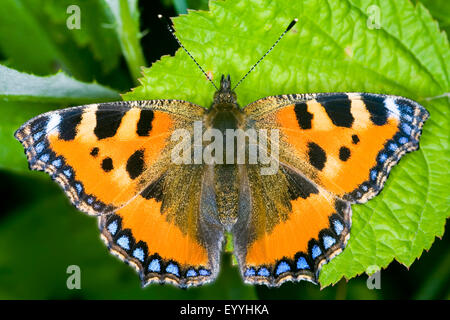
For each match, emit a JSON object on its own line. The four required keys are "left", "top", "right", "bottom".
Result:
{"left": 15, "top": 100, "right": 203, "bottom": 215}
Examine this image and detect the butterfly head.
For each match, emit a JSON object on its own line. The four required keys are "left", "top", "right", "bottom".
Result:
{"left": 213, "top": 74, "right": 237, "bottom": 107}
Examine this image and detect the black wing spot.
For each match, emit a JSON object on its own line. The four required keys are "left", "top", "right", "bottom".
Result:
{"left": 362, "top": 95, "right": 388, "bottom": 126}
{"left": 294, "top": 102, "right": 313, "bottom": 129}
{"left": 59, "top": 110, "right": 83, "bottom": 141}
{"left": 352, "top": 134, "right": 360, "bottom": 144}
{"left": 126, "top": 150, "right": 145, "bottom": 179}
{"left": 90, "top": 147, "right": 99, "bottom": 157}
{"left": 281, "top": 166, "right": 319, "bottom": 200}
{"left": 307, "top": 142, "right": 327, "bottom": 171}
{"left": 317, "top": 94, "right": 354, "bottom": 128}
{"left": 141, "top": 174, "right": 165, "bottom": 202}
{"left": 94, "top": 106, "right": 125, "bottom": 140}
{"left": 339, "top": 146, "right": 351, "bottom": 161}
{"left": 137, "top": 110, "right": 155, "bottom": 136}
{"left": 101, "top": 157, "right": 114, "bottom": 172}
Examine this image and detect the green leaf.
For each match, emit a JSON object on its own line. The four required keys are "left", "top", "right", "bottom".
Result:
{"left": 0, "top": 0, "right": 62, "bottom": 75}
{"left": 0, "top": 0, "right": 125, "bottom": 83}
{"left": 0, "top": 65, "right": 120, "bottom": 174}
{"left": 103, "top": 0, "right": 146, "bottom": 84}
{"left": 0, "top": 65, "right": 120, "bottom": 104}
{"left": 415, "top": 0, "right": 450, "bottom": 39}
{"left": 124, "top": 0, "right": 450, "bottom": 286}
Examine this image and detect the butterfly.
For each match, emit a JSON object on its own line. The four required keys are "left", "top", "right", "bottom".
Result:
{"left": 14, "top": 18, "right": 429, "bottom": 288}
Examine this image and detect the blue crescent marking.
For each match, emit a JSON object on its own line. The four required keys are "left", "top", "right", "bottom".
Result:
{"left": 186, "top": 269, "right": 197, "bottom": 277}
{"left": 52, "top": 158, "right": 62, "bottom": 167}
{"left": 244, "top": 268, "right": 256, "bottom": 277}
{"left": 107, "top": 220, "right": 118, "bottom": 235}
{"left": 333, "top": 219, "right": 344, "bottom": 236}
{"left": 198, "top": 269, "right": 211, "bottom": 276}
{"left": 39, "top": 153, "right": 50, "bottom": 162}
{"left": 399, "top": 137, "right": 409, "bottom": 145}
{"left": 257, "top": 267, "right": 270, "bottom": 277}
{"left": 133, "top": 248, "right": 145, "bottom": 262}
{"left": 311, "top": 245, "right": 322, "bottom": 259}
{"left": 117, "top": 235, "right": 130, "bottom": 250}
{"left": 166, "top": 263, "right": 180, "bottom": 276}
{"left": 35, "top": 142, "right": 45, "bottom": 153}
{"left": 275, "top": 261, "right": 291, "bottom": 275}
{"left": 33, "top": 131, "right": 44, "bottom": 141}
{"left": 297, "top": 257, "right": 310, "bottom": 270}
{"left": 148, "top": 259, "right": 161, "bottom": 272}
{"left": 322, "top": 235, "right": 336, "bottom": 249}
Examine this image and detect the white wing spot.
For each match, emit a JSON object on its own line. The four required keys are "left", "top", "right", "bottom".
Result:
{"left": 384, "top": 97, "right": 399, "bottom": 118}
{"left": 46, "top": 113, "right": 62, "bottom": 134}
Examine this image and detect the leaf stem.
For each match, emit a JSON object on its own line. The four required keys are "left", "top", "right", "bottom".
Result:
{"left": 104, "top": 0, "right": 146, "bottom": 84}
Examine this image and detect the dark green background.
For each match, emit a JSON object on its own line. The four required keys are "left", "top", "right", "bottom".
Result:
{"left": 0, "top": 0, "right": 448, "bottom": 299}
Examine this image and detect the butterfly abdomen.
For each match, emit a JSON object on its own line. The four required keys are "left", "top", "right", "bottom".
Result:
{"left": 207, "top": 100, "right": 244, "bottom": 227}
{"left": 214, "top": 164, "right": 240, "bottom": 226}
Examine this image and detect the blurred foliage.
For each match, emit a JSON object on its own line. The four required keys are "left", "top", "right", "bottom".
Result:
{"left": 0, "top": 0, "right": 131, "bottom": 90}
{"left": 0, "top": 0, "right": 448, "bottom": 299}
{"left": 103, "top": 0, "right": 146, "bottom": 83}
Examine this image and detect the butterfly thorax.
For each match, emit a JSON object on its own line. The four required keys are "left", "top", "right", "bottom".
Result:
{"left": 205, "top": 75, "right": 244, "bottom": 227}
{"left": 206, "top": 74, "right": 242, "bottom": 127}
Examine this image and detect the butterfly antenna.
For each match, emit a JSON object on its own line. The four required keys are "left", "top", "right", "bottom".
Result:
{"left": 231, "top": 18, "right": 298, "bottom": 91}
{"left": 158, "top": 14, "right": 219, "bottom": 91}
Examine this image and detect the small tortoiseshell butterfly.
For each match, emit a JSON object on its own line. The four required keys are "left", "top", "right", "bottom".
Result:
{"left": 15, "top": 18, "right": 429, "bottom": 287}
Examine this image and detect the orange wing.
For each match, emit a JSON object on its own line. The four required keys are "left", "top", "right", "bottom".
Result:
{"left": 234, "top": 93, "right": 428, "bottom": 285}
{"left": 15, "top": 101, "right": 196, "bottom": 214}
{"left": 99, "top": 164, "right": 224, "bottom": 287}
{"left": 233, "top": 164, "right": 351, "bottom": 286}
{"left": 15, "top": 100, "right": 224, "bottom": 287}
{"left": 245, "top": 93, "right": 429, "bottom": 203}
